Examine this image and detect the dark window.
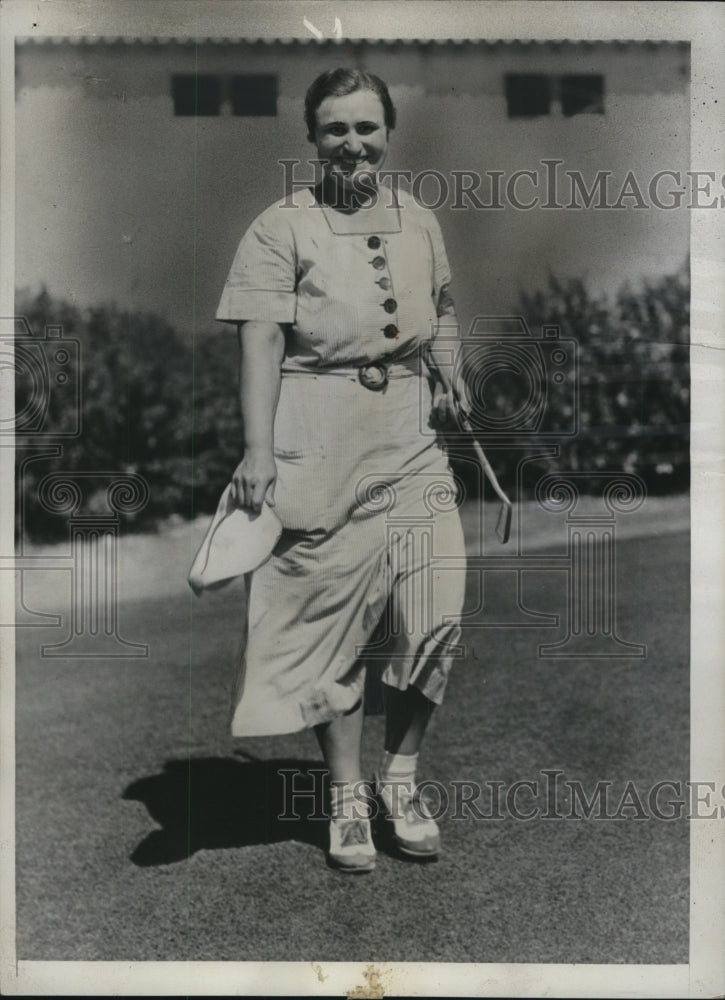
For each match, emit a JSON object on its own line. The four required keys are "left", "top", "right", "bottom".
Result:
{"left": 505, "top": 74, "right": 551, "bottom": 117}
{"left": 230, "top": 74, "right": 278, "bottom": 116}
{"left": 561, "top": 74, "right": 605, "bottom": 116}
{"left": 505, "top": 73, "right": 606, "bottom": 118}
{"left": 172, "top": 74, "right": 222, "bottom": 116}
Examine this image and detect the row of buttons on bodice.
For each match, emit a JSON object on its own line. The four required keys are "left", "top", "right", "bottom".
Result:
{"left": 367, "top": 235, "right": 398, "bottom": 339}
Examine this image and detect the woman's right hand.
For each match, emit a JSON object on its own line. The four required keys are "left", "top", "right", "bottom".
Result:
{"left": 231, "top": 449, "right": 277, "bottom": 513}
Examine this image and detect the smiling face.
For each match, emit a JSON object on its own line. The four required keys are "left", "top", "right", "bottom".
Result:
{"left": 312, "top": 89, "right": 389, "bottom": 192}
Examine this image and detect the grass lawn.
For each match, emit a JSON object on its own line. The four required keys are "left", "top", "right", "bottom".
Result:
{"left": 15, "top": 530, "right": 689, "bottom": 964}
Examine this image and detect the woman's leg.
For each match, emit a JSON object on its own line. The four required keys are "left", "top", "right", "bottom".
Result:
{"left": 314, "top": 697, "right": 365, "bottom": 784}
{"left": 378, "top": 683, "right": 440, "bottom": 857}
{"left": 315, "top": 698, "right": 375, "bottom": 871}
{"left": 375, "top": 501, "right": 465, "bottom": 858}
{"left": 383, "top": 683, "right": 435, "bottom": 755}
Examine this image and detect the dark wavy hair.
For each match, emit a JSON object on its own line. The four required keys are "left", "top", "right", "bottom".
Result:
{"left": 304, "top": 68, "right": 397, "bottom": 142}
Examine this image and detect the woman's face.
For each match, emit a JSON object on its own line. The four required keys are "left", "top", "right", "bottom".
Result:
{"left": 312, "top": 89, "right": 389, "bottom": 190}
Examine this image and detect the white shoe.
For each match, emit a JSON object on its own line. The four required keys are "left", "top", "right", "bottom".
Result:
{"left": 328, "top": 817, "right": 376, "bottom": 873}
{"left": 375, "top": 774, "right": 440, "bottom": 859}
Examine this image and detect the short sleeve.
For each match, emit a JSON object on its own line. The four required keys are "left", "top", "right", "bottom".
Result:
{"left": 425, "top": 212, "right": 454, "bottom": 317}
{"left": 216, "top": 205, "right": 297, "bottom": 324}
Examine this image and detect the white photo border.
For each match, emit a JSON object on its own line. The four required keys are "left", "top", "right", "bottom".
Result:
{"left": 0, "top": 1, "right": 722, "bottom": 996}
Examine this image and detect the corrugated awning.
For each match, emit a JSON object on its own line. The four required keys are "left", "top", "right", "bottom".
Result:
{"left": 14, "top": 36, "right": 690, "bottom": 48}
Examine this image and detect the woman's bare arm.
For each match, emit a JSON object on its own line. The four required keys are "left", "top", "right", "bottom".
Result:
{"left": 231, "top": 320, "right": 286, "bottom": 512}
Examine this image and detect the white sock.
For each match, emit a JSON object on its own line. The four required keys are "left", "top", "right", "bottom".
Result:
{"left": 330, "top": 780, "right": 371, "bottom": 822}
{"left": 378, "top": 751, "right": 418, "bottom": 811}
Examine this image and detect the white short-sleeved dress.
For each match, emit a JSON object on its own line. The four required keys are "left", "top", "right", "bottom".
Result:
{"left": 216, "top": 185, "right": 467, "bottom": 736}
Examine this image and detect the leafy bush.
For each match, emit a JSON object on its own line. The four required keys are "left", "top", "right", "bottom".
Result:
{"left": 450, "top": 261, "right": 689, "bottom": 497}
{"left": 15, "top": 289, "right": 241, "bottom": 541}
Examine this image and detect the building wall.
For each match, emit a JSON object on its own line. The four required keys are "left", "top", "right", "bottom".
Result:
{"left": 15, "top": 40, "right": 690, "bottom": 336}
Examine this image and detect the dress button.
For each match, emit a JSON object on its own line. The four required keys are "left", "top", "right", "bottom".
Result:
{"left": 377, "top": 277, "right": 391, "bottom": 290}
{"left": 367, "top": 236, "right": 381, "bottom": 249}
{"left": 383, "top": 324, "right": 399, "bottom": 339}
{"left": 371, "top": 256, "right": 386, "bottom": 270}
{"left": 383, "top": 298, "right": 397, "bottom": 314}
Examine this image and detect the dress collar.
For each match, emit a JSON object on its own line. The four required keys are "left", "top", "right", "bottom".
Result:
{"left": 312, "top": 182, "right": 402, "bottom": 235}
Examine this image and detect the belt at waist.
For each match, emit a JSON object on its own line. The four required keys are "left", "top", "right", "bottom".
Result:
{"left": 281, "top": 355, "right": 429, "bottom": 382}
{"left": 281, "top": 358, "right": 428, "bottom": 390}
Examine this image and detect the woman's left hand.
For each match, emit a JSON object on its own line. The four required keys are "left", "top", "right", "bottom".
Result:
{"left": 430, "top": 383, "right": 459, "bottom": 430}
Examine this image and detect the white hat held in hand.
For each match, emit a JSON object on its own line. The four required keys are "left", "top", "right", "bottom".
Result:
{"left": 188, "top": 483, "right": 282, "bottom": 596}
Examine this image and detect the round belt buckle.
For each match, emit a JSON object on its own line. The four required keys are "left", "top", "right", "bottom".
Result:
{"left": 358, "top": 362, "right": 388, "bottom": 391}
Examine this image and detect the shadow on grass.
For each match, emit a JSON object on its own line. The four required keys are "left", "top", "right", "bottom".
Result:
{"left": 123, "top": 757, "right": 328, "bottom": 866}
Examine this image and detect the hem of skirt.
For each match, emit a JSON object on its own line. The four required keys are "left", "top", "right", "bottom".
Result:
{"left": 381, "top": 664, "right": 449, "bottom": 706}
{"left": 230, "top": 684, "right": 365, "bottom": 736}
{"left": 230, "top": 720, "right": 310, "bottom": 737}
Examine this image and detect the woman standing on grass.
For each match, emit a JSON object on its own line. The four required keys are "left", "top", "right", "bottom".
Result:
{"left": 216, "top": 67, "right": 467, "bottom": 872}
